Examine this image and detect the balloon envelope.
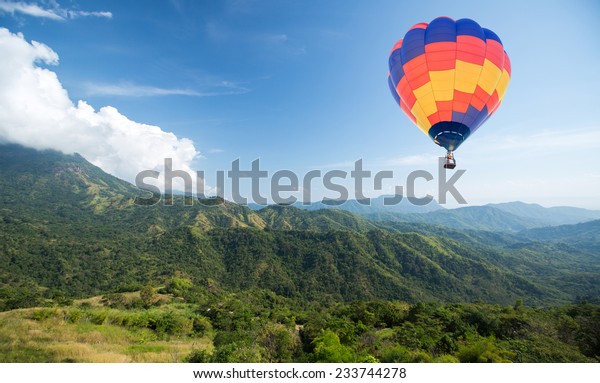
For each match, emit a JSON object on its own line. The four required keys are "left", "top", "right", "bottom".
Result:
{"left": 388, "top": 17, "right": 511, "bottom": 151}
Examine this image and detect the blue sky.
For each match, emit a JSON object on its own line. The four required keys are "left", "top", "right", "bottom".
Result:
{"left": 1, "top": 0, "right": 599, "bottom": 208}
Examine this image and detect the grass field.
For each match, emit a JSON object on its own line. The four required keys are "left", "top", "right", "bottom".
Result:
{"left": 0, "top": 303, "right": 213, "bottom": 363}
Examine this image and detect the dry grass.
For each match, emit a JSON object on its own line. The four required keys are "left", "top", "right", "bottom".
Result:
{"left": 73, "top": 291, "right": 172, "bottom": 308}
{"left": 0, "top": 307, "right": 212, "bottom": 363}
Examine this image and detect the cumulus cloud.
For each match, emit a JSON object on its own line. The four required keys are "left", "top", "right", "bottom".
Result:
{"left": 0, "top": 28, "right": 198, "bottom": 190}
{"left": 0, "top": 1, "right": 112, "bottom": 20}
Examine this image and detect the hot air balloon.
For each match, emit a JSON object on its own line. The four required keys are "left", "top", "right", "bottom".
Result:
{"left": 388, "top": 17, "right": 511, "bottom": 169}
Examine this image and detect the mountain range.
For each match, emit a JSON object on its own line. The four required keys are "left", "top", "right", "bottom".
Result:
{"left": 1, "top": 143, "right": 599, "bottom": 309}
{"left": 286, "top": 197, "right": 600, "bottom": 233}
{"left": 251, "top": 195, "right": 600, "bottom": 234}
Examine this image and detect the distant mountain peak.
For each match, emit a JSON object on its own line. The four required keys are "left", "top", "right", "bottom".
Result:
{"left": 487, "top": 201, "right": 600, "bottom": 226}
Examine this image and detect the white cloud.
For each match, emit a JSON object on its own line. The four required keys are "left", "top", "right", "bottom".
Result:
{"left": 83, "top": 81, "right": 249, "bottom": 97}
{"left": 0, "top": 1, "right": 62, "bottom": 19}
{"left": 84, "top": 83, "right": 204, "bottom": 97}
{"left": 0, "top": 27, "right": 198, "bottom": 190}
{"left": 67, "top": 10, "right": 112, "bottom": 19}
{"left": 0, "top": 1, "right": 112, "bottom": 21}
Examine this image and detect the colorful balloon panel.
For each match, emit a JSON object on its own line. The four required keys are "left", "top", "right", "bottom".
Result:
{"left": 388, "top": 17, "right": 511, "bottom": 151}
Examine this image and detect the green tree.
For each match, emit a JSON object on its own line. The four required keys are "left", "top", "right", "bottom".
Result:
{"left": 312, "top": 330, "right": 355, "bottom": 362}
{"left": 379, "top": 345, "right": 411, "bottom": 363}
{"left": 211, "top": 343, "right": 264, "bottom": 362}
{"left": 139, "top": 285, "right": 156, "bottom": 308}
{"left": 165, "top": 277, "right": 194, "bottom": 298}
{"left": 457, "top": 337, "right": 514, "bottom": 363}
{"left": 259, "top": 323, "right": 300, "bottom": 362}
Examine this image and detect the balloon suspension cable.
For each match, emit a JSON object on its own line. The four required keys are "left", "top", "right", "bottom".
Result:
{"left": 444, "top": 150, "right": 457, "bottom": 170}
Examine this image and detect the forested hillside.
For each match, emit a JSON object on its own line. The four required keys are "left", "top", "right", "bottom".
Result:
{"left": 1, "top": 144, "right": 599, "bottom": 363}
{"left": 1, "top": 144, "right": 599, "bottom": 307}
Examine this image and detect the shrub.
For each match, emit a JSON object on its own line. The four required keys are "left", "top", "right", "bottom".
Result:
{"left": 185, "top": 349, "right": 211, "bottom": 363}
{"left": 409, "top": 350, "right": 433, "bottom": 363}
{"left": 192, "top": 315, "right": 212, "bottom": 336}
{"left": 124, "top": 311, "right": 150, "bottom": 329}
{"left": 433, "top": 354, "right": 460, "bottom": 363}
{"left": 379, "top": 345, "right": 410, "bottom": 363}
{"left": 211, "top": 343, "right": 264, "bottom": 363}
{"left": 30, "top": 308, "right": 57, "bottom": 321}
{"left": 165, "top": 277, "right": 194, "bottom": 298}
{"left": 65, "top": 308, "right": 83, "bottom": 324}
{"left": 90, "top": 309, "right": 109, "bottom": 325}
{"left": 101, "top": 293, "right": 126, "bottom": 309}
{"left": 457, "top": 338, "right": 514, "bottom": 363}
